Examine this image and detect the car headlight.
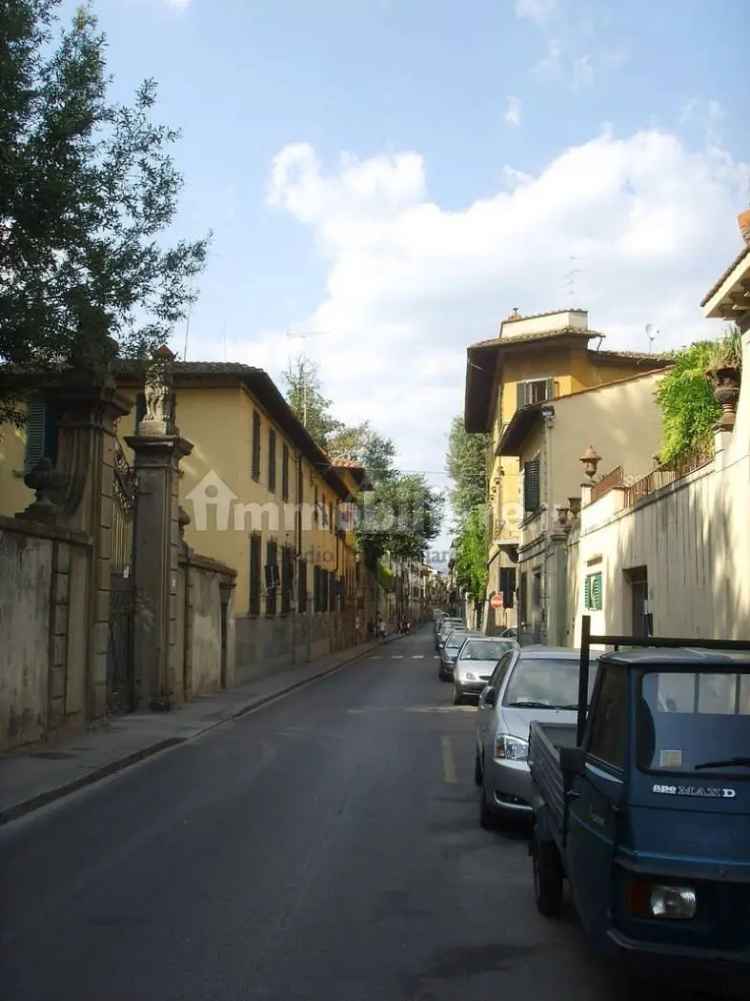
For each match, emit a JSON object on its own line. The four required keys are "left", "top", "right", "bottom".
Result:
{"left": 628, "top": 880, "right": 697, "bottom": 920}
{"left": 464, "top": 671, "right": 476, "bottom": 680}
{"left": 494, "top": 734, "right": 528, "bottom": 762}
{"left": 651, "top": 885, "right": 696, "bottom": 920}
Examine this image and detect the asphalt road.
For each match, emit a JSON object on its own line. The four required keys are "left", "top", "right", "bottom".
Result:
{"left": 0, "top": 627, "right": 719, "bottom": 1000}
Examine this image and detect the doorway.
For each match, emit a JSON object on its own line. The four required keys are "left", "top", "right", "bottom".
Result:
{"left": 625, "top": 566, "right": 650, "bottom": 637}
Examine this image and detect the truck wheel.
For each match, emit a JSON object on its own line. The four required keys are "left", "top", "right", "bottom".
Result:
{"left": 532, "top": 834, "right": 563, "bottom": 917}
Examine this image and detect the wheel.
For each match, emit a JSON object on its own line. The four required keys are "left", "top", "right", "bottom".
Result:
{"left": 532, "top": 833, "right": 563, "bottom": 917}
{"left": 474, "top": 749, "right": 483, "bottom": 786}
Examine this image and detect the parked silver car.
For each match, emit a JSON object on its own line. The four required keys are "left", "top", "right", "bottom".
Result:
{"left": 475, "top": 647, "right": 598, "bottom": 826}
{"left": 438, "top": 629, "right": 478, "bottom": 681}
{"left": 435, "top": 617, "right": 464, "bottom": 652}
{"left": 453, "top": 636, "right": 518, "bottom": 704}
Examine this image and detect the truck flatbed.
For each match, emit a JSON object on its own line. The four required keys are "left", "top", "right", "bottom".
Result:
{"left": 529, "top": 722, "right": 577, "bottom": 836}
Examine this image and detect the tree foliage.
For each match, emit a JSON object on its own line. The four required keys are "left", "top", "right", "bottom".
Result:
{"left": 357, "top": 472, "right": 444, "bottom": 566}
{"left": 0, "top": 1, "right": 208, "bottom": 420}
{"left": 328, "top": 422, "right": 397, "bottom": 485}
{"left": 282, "top": 356, "right": 443, "bottom": 564}
{"left": 445, "top": 416, "right": 489, "bottom": 518}
{"left": 452, "top": 505, "right": 489, "bottom": 602}
{"left": 283, "top": 355, "right": 344, "bottom": 449}
{"left": 655, "top": 342, "right": 721, "bottom": 463}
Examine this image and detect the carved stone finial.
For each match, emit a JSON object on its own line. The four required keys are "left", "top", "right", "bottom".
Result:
{"left": 139, "top": 347, "right": 176, "bottom": 437}
{"left": 19, "top": 458, "right": 67, "bottom": 521}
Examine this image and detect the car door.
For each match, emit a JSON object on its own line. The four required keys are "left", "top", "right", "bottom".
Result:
{"left": 478, "top": 651, "right": 514, "bottom": 753}
{"left": 565, "top": 665, "right": 628, "bottom": 936}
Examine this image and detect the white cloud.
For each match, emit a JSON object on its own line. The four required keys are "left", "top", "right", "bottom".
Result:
{"left": 504, "top": 96, "right": 522, "bottom": 128}
{"left": 244, "top": 131, "right": 748, "bottom": 548}
{"left": 533, "top": 38, "right": 563, "bottom": 80}
{"left": 533, "top": 40, "right": 596, "bottom": 89}
{"left": 681, "top": 98, "right": 726, "bottom": 146}
{"left": 571, "top": 54, "right": 594, "bottom": 91}
{"left": 514, "top": 0, "right": 558, "bottom": 25}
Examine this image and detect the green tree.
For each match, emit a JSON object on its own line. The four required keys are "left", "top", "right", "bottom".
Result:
{"left": 0, "top": 1, "right": 209, "bottom": 422}
{"left": 445, "top": 416, "right": 489, "bottom": 518}
{"left": 357, "top": 472, "right": 443, "bottom": 566}
{"left": 328, "top": 421, "right": 397, "bottom": 484}
{"left": 452, "top": 505, "right": 488, "bottom": 603}
{"left": 655, "top": 342, "right": 720, "bottom": 463}
{"left": 283, "top": 354, "right": 344, "bottom": 448}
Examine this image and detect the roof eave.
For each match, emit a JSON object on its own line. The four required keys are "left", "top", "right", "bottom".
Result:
{"left": 702, "top": 248, "right": 750, "bottom": 320}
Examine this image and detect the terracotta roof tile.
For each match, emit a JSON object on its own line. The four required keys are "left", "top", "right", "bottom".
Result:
{"left": 468, "top": 326, "right": 599, "bottom": 351}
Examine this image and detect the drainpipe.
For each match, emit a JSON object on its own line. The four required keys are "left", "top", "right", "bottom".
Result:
{"left": 540, "top": 404, "right": 556, "bottom": 644}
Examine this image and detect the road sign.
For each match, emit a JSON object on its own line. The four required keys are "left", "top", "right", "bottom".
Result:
{"left": 490, "top": 593, "right": 503, "bottom": 609}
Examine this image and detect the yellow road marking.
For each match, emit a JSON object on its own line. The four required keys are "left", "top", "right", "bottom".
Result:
{"left": 441, "top": 736, "right": 458, "bottom": 784}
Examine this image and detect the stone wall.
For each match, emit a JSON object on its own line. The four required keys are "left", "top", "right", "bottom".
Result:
{"left": 0, "top": 517, "right": 91, "bottom": 751}
{"left": 178, "top": 552, "right": 236, "bottom": 699}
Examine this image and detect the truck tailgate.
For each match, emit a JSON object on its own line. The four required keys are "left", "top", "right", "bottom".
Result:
{"left": 529, "top": 722, "right": 577, "bottom": 833}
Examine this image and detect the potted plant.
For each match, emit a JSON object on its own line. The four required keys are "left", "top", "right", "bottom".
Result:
{"left": 705, "top": 326, "right": 743, "bottom": 431}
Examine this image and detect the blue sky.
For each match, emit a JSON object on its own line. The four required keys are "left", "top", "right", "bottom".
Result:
{"left": 60, "top": 0, "right": 750, "bottom": 556}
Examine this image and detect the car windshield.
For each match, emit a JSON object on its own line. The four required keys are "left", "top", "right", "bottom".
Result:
{"left": 460, "top": 640, "right": 515, "bottom": 661}
{"left": 639, "top": 670, "right": 750, "bottom": 775}
{"left": 503, "top": 657, "right": 598, "bottom": 709}
{"left": 445, "top": 633, "right": 469, "bottom": 650}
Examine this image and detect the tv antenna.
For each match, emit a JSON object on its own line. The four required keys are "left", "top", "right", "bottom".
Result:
{"left": 564, "top": 255, "right": 583, "bottom": 302}
{"left": 645, "top": 323, "right": 659, "bottom": 353}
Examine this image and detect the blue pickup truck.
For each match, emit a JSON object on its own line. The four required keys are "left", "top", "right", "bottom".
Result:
{"left": 528, "top": 619, "right": 750, "bottom": 995}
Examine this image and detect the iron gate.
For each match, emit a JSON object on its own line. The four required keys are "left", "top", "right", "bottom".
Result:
{"left": 107, "top": 435, "right": 136, "bottom": 714}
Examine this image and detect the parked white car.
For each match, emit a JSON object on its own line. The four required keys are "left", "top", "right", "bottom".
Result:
{"left": 453, "top": 636, "right": 518, "bottom": 704}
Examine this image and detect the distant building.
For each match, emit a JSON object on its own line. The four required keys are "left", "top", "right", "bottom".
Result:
{"left": 498, "top": 369, "right": 665, "bottom": 645}
{"left": 464, "top": 307, "right": 669, "bottom": 635}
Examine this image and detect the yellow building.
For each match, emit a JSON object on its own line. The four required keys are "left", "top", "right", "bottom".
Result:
{"left": 1, "top": 361, "right": 370, "bottom": 682}
{"left": 464, "top": 308, "right": 670, "bottom": 634}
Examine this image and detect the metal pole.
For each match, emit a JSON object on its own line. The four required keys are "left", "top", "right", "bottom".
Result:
{"left": 577, "top": 615, "right": 591, "bottom": 746}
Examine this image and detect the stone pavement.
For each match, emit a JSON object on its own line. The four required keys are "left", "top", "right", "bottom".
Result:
{"left": 0, "top": 637, "right": 391, "bottom": 825}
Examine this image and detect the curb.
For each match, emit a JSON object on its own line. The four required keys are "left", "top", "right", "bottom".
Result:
{"left": 0, "top": 738, "right": 185, "bottom": 827}
{"left": 0, "top": 641, "right": 385, "bottom": 827}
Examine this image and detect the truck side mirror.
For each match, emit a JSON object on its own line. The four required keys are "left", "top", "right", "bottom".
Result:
{"left": 559, "top": 745, "right": 586, "bottom": 786}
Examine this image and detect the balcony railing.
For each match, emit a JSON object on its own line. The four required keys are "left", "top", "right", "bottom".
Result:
{"left": 590, "top": 465, "right": 623, "bottom": 504}
{"left": 623, "top": 443, "right": 714, "bottom": 509}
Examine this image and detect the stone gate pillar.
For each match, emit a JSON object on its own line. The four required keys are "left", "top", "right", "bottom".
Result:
{"left": 18, "top": 364, "right": 131, "bottom": 724}
{"left": 126, "top": 349, "right": 193, "bottom": 710}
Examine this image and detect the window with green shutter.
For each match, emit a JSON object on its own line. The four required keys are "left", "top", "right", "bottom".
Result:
{"left": 523, "top": 458, "right": 540, "bottom": 513}
{"left": 584, "top": 571, "right": 603, "bottom": 611}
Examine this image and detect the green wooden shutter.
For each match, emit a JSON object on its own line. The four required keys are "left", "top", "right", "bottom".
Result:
{"left": 584, "top": 574, "right": 592, "bottom": 610}
{"left": 24, "top": 399, "right": 46, "bottom": 472}
{"left": 516, "top": 382, "right": 528, "bottom": 409}
{"left": 523, "top": 459, "right": 540, "bottom": 512}
{"left": 592, "top": 572, "right": 603, "bottom": 611}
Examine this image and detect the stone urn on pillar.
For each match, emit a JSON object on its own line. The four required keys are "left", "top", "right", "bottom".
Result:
{"left": 705, "top": 328, "right": 743, "bottom": 433}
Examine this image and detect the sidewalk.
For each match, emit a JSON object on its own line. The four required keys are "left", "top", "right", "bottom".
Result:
{"left": 0, "top": 638, "right": 391, "bottom": 826}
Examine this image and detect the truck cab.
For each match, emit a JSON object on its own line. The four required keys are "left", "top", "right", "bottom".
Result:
{"left": 530, "top": 637, "right": 750, "bottom": 989}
